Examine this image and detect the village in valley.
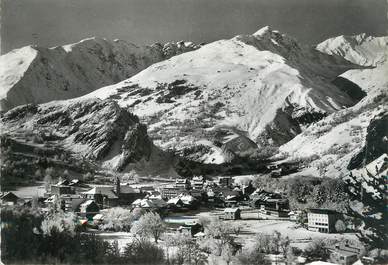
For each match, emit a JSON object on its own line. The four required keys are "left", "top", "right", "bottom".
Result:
{"left": 1, "top": 1, "right": 387, "bottom": 264}
{"left": 2, "top": 153, "right": 386, "bottom": 265}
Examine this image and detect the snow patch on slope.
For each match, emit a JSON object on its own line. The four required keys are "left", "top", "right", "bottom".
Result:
{"left": 0, "top": 46, "right": 37, "bottom": 99}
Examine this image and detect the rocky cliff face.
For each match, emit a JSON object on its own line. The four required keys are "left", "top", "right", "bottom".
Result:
{"left": 348, "top": 112, "right": 388, "bottom": 170}
{"left": 1, "top": 98, "right": 175, "bottom": 175}
{"left": 0, "top": 38, "right": 200, "bottom": 111}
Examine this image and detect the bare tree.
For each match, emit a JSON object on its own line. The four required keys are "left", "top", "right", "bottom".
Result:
{"left": 100, "top": 207, "right": 135, "bottom": 232}
{"left": 335, "top": 220, "right": 346, "bottom": 233}
{"left": 130, "top": 212, "right": 166, "bottom": 243}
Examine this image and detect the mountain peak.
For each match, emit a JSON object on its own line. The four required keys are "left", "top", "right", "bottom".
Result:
{"left": 252, "top": 25, "right": 273, "bottom": 37}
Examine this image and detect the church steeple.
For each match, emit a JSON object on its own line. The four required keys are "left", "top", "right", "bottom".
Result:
{"left": 115, "top": 176, "right": 120, "bottom": 195}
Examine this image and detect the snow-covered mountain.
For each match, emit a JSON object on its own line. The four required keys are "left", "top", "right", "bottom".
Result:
{"left": 279, "top": 33, "right": 388, "bottom": 179}
{"left": 316, "top": 33, "right": 388, "bottom": 66}
{"left": 2, "top": 27, "right": 385, "bottom": 178}
{"left": 82, "top": 26, "right": 362, "bottom": 163}
{"left": 0, "top": 38, "right": 199, "bottom": 111}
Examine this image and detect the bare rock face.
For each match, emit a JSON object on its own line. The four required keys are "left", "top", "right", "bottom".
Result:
{"left": 348, "top": 112, "right": 388, "bottom": 170}
{"left": 1, "top": 99, "right": 166, "bottom": 173}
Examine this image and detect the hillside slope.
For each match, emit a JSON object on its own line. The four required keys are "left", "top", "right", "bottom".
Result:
{"left": 0, "top": 38, "right": 199, "bottom": 111}
{"left": 279, "top": 34, "right": 388, "bottom": 178}
{"left": 317, "top": 34, "right": 388, "bottom": 66}
{"left": 83, "top": 26, "right": 362, "bottom": 163}
{"left": 0, "top": 98, "right": 177, "bottom": 177}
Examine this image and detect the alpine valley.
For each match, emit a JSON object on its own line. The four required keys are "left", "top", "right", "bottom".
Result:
{"left": 1, "top": 26, "right": 387, "bottom": 185}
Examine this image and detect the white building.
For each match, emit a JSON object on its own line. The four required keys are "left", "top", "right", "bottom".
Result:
{"left": 307, "top": 208, "right": 341, "bottom": 233}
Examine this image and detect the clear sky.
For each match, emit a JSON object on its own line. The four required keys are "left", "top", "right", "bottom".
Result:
{"left": 1, "top": 0, "right": 387, "bottom": 54}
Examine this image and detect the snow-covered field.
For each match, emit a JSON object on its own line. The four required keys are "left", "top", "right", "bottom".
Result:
{"left": 11, "top": 183, "right": 46, "bottom": 198}
{"left": 96, "top": 208, "right": 358, "bottom": 252}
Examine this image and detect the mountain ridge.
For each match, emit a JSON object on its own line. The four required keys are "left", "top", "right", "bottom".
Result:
{"left": 81, "top": 26, "right": 363, "bottom": 163}
{"left": 0, "top": 37, "right": 200, "bottom": 111}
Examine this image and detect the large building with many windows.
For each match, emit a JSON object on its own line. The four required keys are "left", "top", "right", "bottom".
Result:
{"left": 307, "top": 208, "right": 341, "bottom": 233}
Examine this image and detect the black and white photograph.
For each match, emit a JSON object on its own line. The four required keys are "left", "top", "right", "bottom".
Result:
{"left": 0, "top": 0, "right": 387, "bottom": 264}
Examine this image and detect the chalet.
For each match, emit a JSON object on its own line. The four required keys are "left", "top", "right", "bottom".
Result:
{"left": 79, "top": 200, "right": 100, "bottom": 219}
{"left": 68, "top": 179, "right": 89, "bottom": 192}
{"left": 218, "top": 176, "right": 233, "bottom": 187}
{"left": 180, "top": 194, "right": 199, "bottom": 209}
{"left": 60, "top": 194, "right": 86, "bottom": 212}
{"left": 0, "top": 192, "right": 21, "bottom": 205}
{"left": 175, "top": 178, "right": 190, "bottom": 189}
{"left": 159, "top": 185, "right": 186, "bottom": 199}
{"left": 259, "top": 205, "right": 289, "bottom": 218}
{"left": 307, "top": 208, "right": 341, "bottom": 233}
{"left": 178, "top": 221, "right": 204, "bottom": 237}
{"left": 250, "top": 190, "right": 289, "bottom": 211}
{"left": 191, "top": 176, "right": 204, "bottom": 190}
{"left": 218, "top": 188, "right": 242, "bottom": 201}
{"left": 327, "top": 243, "right": 362, "bottom": 265}
{"left": 224, "top": 208, "right": 241, "bottom": 220}
{"left": 50, "top": 185, "right": 74, "bottom": 195}
{"left": 131, "top": 198, "right": 167, "bottom": 209}
{"left": 167, "top": 197, "right": 185, "bottom": 211}
{"left": 83, "top": 186, "right": 119, "bottom": 208}
{"left": 93, "top": 213, "right": 104, "bottom": 225}
{"left": 138, "top": 186, "right": 155, "bottom": 194}
{"left": 288, "top": 210, "right": 303, "bottom": 221}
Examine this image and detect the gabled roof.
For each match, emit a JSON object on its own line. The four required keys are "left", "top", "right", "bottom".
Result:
{"left": 80, "top": 200, "right": 97, "bottom": 207}
{"left": 194, "top": 231, "right": 206, "bottom": 237}
{"left": 93, "top": 213, "right": 104, "bottom": 220}
{"left": 176, "top": 178, "right": 189, "bottom": 184}
{"left": 132, "top": 198, "right": 167, "bottom": 208}
{"left": 167, "top": 197, "right": 183, "bottom": 205}
{"left": 224, "top": 208, "right": 240, "bottom": 213}
{"left": 83, "top": 186, "right": 118, "bottom": 199}
{"left": 56, "top": 179, "right": 70, "bottom": 186}
{"left": 179, "top": 194, "right": 196, "bottom": 204}
{"left": 0, "top": 192, "right": 20, "bottom": 201}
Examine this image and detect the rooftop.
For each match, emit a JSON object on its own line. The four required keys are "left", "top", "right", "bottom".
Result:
{"left": 80, "top": 200, "right": 96, "bottom": 207}
{"left": 308, "top": 208, "right": 340, "bottom": 215}
{"left": 83, "top": 186, "right": 118, "bottom": 199}
{"left": 224, "top": 208, "right": 240, "bottom": 213}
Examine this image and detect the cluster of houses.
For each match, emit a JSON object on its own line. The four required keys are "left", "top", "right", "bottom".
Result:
{"left": 1, "top": 174, "right": 351, "bottom": 236}
{"left": 1, "top": 173, "right": 370, "bottom": 265}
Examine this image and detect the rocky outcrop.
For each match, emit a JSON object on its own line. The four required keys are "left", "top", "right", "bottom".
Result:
{"left": 1, "top": 99, "right": 172, "bottom": 174}
{"left": 348, "top": 112, "right": 388, "bottom": 170}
